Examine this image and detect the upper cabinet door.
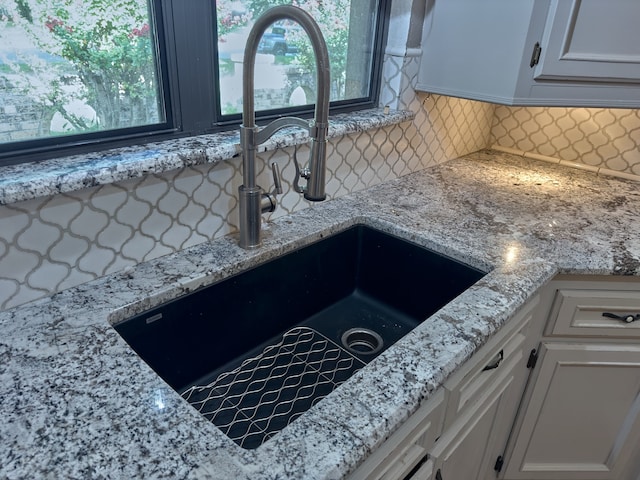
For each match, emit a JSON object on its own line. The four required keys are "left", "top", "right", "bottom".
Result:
{"left": 416, "top": 0, "right": 537, "bottom": 105}
{"left": 416, "top": 0, "right": 640, "bottom": 107}
{"left": 535, "top": 0, "right": 640, "bottom": 83}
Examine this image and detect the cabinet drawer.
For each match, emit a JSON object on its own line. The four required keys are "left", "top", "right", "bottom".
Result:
{"left": 347, "top": 389, "right": 445, "bottom": 480}
{"left": 407, "top": 458, "right": 433, "bottom": 480}
{"left": 546, "top": 284, "right": 640, "bottom": 339}
{"left": 442, "top": 296, "right": 537, "bottom": 427}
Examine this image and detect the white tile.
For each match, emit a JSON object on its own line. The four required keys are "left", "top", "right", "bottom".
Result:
{"left": 49, "top": 235, "right": 90, "bottom": 265}
{"left": 16, "top": 219, "right": 61, "bottom": 255}
{"left": 77, "top": 246, "right": 117, "bottom": 276}
{"left": 89, "top": 184, "right": 129, "bottom": 216}
{"left": 69, "top": 207, "right": 110, "bottom": 240}
{"left": 492, "top": 105, "right": 640, "bottom": 178}
{"left": 134, "top": 175, "right": 171, "bottom": 205}
{"left": 26, "top": 260, "right": 70, "bottom": 290}
{"left": 0, "top": 206, "right": 31, "bottom": 243}
{"left": 0, "top": 246, "right": 41, "bottom": 283}
{"left": 39, "top": 194, "right": 83, "bottom": 228}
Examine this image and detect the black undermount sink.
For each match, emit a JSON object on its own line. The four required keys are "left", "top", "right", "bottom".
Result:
{"left": 115, "top": 225, "right": 486, "bottom": 449}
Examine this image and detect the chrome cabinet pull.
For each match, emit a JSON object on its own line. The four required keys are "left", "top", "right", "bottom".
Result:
{"left": 602, "top": 312, "right": 640, "bottom": 324}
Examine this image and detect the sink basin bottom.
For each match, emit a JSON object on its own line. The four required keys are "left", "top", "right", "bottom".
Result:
{"left": 182, "top": 325, "right": 365, "bottom": 449}
{"left": 179, "top": 289, "right": 418, "bottom": 449}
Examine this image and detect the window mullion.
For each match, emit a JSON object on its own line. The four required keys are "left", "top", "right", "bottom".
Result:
{"left": 165, "top": 0, "right": 219, "bottom": 135}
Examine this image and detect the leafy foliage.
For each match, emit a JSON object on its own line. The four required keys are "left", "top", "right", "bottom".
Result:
{"left": 217, "top": 2, "right": 252, "bottom": 40}
{"left": 3, "top": 0, "right": 161, "bottom": 133}
{"left": 14, "top": 0, "right": 33, "bottom": 23}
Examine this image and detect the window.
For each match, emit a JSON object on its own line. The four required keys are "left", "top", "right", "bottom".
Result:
{"left": 216, "top": 0, "right": 382, "bottom": 118}
{"left": 0, "top": 0, "right": 169, "bottom": 161}
{"left": 0, "top": 0, "right": 388, "bottom": 166}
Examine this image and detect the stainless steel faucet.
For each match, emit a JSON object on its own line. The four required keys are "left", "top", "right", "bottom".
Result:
{"left": 238, "top": 5, "right": 330, "bottom": 249}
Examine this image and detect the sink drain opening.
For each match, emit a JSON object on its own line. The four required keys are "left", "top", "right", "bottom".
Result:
{"left": 341, "top": 328, "right": 384, "bottom": 355}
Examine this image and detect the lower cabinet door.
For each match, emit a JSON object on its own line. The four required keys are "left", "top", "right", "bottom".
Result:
{"left": 502, "top": 342, "right": 640, "bottom": 480}
{"left": 430, "top": 349, "right": 528, "bottom": 480}
{"left": 347, "top": 390, "right": 445, "bottom": 480}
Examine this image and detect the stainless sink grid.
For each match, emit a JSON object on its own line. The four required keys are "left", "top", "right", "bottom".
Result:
{"left": 181, "top": 326, "right": 366, "bottom": 449}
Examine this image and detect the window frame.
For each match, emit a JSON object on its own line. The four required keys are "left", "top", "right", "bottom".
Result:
{"left": 0, "top": 0, "right": 390, "bottom": 167}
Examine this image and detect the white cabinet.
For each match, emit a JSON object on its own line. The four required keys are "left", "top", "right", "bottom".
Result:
{"left": 430, "top": 345, "right": 528, "bottom": 480}
{"left": 416, "top": 0, "right": 640, "bottom": 108}
{"left": 350, "top": 276, "right": 640, "bottom": 480}
{"left": 429, "top": 298, "right": 538, "bottom": 480}
{"left": 501, "top": 276, "right": 640, "bottom": 480}
{"left": 502, "top": 343, "right": 640, "bottom": 480}
{"left": 534, "top": 0, "right": 640, "bottom": 84}
{"left": 348, "top": 295, "right": 539, "bottom": 480}
{"left": 346, "top": 389, "right": 445, "bottom": 480}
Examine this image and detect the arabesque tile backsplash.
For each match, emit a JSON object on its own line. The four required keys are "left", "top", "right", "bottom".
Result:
{"left": 2, "top": 49, "right": 640, "bottom": 312}
{"left": 491, "top": 105, "right": 640, "bottom": 176}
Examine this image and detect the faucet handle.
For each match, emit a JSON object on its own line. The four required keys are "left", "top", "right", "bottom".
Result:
{"left": 292, "top": 146, "right": 310, "bottom": 194}
{"left": 271, "top": 162, "right": 283, "bottom": 195}
{"left": 259, "top": 162, "right": 282, "bottom": 214}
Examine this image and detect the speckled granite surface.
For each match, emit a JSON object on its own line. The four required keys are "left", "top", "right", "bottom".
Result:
{"left": 0, "top": 108, "right": 413, "bottom": 206}
{"left": 1, "top": 149, "right": 639, "bottom": 479}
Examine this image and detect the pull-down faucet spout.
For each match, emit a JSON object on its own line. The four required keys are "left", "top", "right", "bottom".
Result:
{"left": 238, "top": 5, "right": 330, "bottom": 249}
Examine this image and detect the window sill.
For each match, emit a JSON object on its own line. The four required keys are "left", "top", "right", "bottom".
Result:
{"left": 0, "top": 108, "right": 414, "bottom": 206}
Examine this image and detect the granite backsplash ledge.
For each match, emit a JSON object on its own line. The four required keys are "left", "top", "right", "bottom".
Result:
{"left": 1, "top": 150, "right": 639, "bottom": 480}
{"left": 0, "top": 108, "right": 413, "bottom": 206}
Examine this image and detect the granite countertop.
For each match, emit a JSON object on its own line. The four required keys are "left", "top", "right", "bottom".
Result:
{"left": 0, "top": 108, "right": 412, "bottom": 206}
{"left": 1, "top": 149, "right": 639, "bottom": 480}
